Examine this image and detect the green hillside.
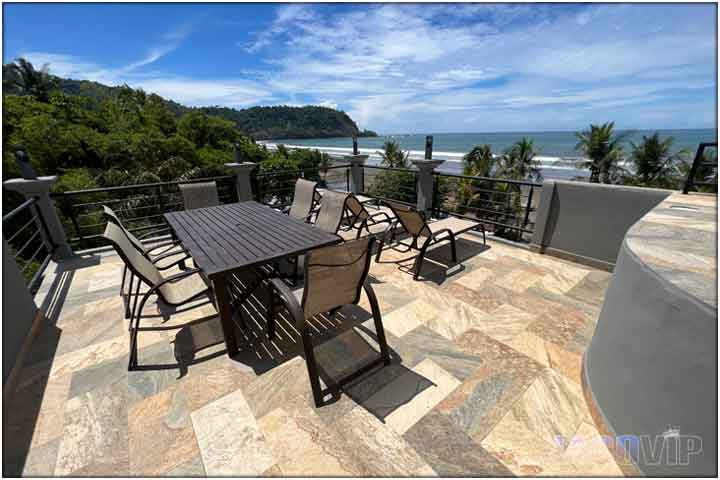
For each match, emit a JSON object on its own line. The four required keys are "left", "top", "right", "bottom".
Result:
{"left": 3, "top": 64, "right": 375, "bottom": 140}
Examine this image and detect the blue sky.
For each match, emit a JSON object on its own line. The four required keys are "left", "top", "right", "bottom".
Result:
{"left": 3, "top": 3, "right": 717, "bottom": 133}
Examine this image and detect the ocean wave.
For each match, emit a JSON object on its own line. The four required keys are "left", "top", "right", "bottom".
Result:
{"left": 264, "top": 142, "right": 589, "bottom": 168}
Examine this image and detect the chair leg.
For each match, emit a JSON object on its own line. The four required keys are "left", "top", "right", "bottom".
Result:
{"left": 364, "top": 283, "right": 391, "bottom": 365}
{"left": 268, "top": 283, "right": 277, "bottom": 341}
{"left": 449, "top": 232, "right": 458, "bottom": 263}
{"left": 299, "top": 327, "right": 324, "bottom": 407}
{"left": 128, "top": 288, "right": 153, "bottom": 370}
{"left": 413, "top": 240, "right": 431, "bottom": 280}
{"left": 129, "top": 279, "right": 141, "bottom": 331}
{"left": 120, "top": 265, "right": 127, "bottom": 297}
{"left": 124, "top": 273, "right": 135, "bottom": 320}
{"left": 375, "top": 238, "right": 384, "bottom": 262}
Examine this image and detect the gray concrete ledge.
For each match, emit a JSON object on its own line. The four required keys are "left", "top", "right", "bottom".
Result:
{"left": 583, "top": 193, "right": 717, "bottom": 476}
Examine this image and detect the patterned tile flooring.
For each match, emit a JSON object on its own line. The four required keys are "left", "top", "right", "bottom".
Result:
{"left": 3, "top": 232, "right": 625, "bottom": 476}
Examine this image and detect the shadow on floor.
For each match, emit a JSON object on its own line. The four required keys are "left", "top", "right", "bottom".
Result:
{"left": 136, "top": 281, "right": 434, "bottom": 421}
{"left": 378, "top": 235, "right": 491, "bottom": 284}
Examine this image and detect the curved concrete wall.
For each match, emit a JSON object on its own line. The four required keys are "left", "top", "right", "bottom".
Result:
{"left": 584, "top": 195, "right": 717, "bottom": 476}
{"left": 531, "top": 181, "right": 670, "bottom": 270}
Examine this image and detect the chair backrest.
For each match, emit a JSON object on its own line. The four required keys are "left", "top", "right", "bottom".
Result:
{"left": 179, "top": 181, "right": 220, "bottom": 210}
{"left": 102, "top": 222, "right": 163, "bottom": 291}
{"left": 289, "top": 179, "right": 318, "bottom": 220}
{"left": 384, "top": 201, "right": 430, "bottom": 237}
{"left": 345, "top": 194, "right": 369, "bottom": 224}
{"left": 302, "top": 237, "right": 375, "bottom": 319}
{"left": 102, "top": 205, "right": 146, "bottom": 254}
{"left": 314, "top": 190, "right": 349, "bottom": 233}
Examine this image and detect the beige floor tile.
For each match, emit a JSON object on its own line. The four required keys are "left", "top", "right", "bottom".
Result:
{"left": 129, "top": 388, "right": 200, "bottom": 475}
{"left": 506, "top": 330, "right": 552, "bottom": 367}
{"left": 381, "top": 299, "right": 435, "bottom": 337}
{"left": 453, "top": 266, "right": 495, "bottom": 290}
{"left": 191, "top": 389, "right": 275, "bottom": 476}
{"left": 564, "top": 422, "right": 624, "bottom": 476}
{"left": 381, "top": 358, "right": 461, "bottom": 435}
{"left": 481, "top": 408, "right": 579, "bottom": 476}
{"left": 535, "top": 267, "right": 590, "bottom": 295}
{"left": 333, "top": 406, "right": 436, "bottom": 476}
{"left": 87, "top": 268, "right": 123, "bottom": 292}
{"left": 509, "top": 368, "right": 587, "bottom": 450}
{"left": 258, "top": 406, "right": 361, "bottom": 476}
{"left": 475, "top": 303, "right": 537, "bottom": 343}
{"left": 423, "top": 299, "right": 490, "bottom": 340}
{"left": 495, "top": 269, "right": 543, "bottom": 293}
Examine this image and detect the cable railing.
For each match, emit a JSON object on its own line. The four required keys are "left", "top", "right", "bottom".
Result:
{"left": 361, "top": 165, "right": 418, "bottom": 206}
{"left": 3, "top": 197, "right": 55, "bottom": 293}
{"left": 253, "top": 165, "right": 350, "bottom": 208}
{"left": 432, "top": 172, "right": 541, "bottom": 241}
{"left": 50, "top": 176, "right": 238, "bottom": 251}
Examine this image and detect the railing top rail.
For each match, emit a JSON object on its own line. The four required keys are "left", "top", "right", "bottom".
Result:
{"left": 50, "top": 175, "right": 236, "bottom": 196}
{"left": 3, "top": 197, "right": 36, "bottom": 224}
{"left": 433, "top": 171, "right": 541, "bottom": 187}
{"left": 363, "top": 165, "right": 418, "bottom": 173}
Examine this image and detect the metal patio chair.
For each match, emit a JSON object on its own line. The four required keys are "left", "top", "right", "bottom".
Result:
{"left": 179, "top": 181, "right": 220, "bottom": 210}
{"left": 268, "top": 236, "right": 391, "bottom": 406}
{"left": 281, "top": 189, "right": 350, "bottom": 284}
{"left": 102, "top": 205, "right": 192, "bottom": 318}
{"left": 314, "top": 190, "right": 351, "bottom": 234}
{"left": 286, "top": 178, "right": 320, "bottom": 222}
{"left": 342, "top": 194, "right": 396, "bottom": 240}
{"left": 377, "top": 201, "right": 485, "bottom": 280}
{"left": 102, "top": 221, "right": 212, "bottom": 370}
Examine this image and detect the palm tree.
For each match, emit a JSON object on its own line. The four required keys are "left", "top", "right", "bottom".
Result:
{"left": 628, "top": 132, "right": 687, "bottom": 187}
{"left": 462, "top": 144, "right": 494, "bottom": 176}
{"left": 377, "top": 140, "right": 410, "bottom": 168}
{"left": 488, "top": 138, "right": 542, "bottom": 240}
{"left": 498, "top": 137, "right": 542, "bottom": 182}
{"left": 4, "top": 58, "right": 55, "bottom": 102}
{"left": 574, "top": 122, "right": 628, "bottom": 183}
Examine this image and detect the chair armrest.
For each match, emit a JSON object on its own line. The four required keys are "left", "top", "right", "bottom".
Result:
{"left": 268, "top": 278, "right": 306, "bottom": 329}
{"left": 151, "top": 247, "right": 192, "bottom": 268}
{"left": 159, "top": 268, "right": 203, "bottom": 287}
{"left": 138, "top": 226, "right": 170, "bottom": 240}
{"left": 146, "top": 239, "right": 181, "bottom": 254}
{"left": 367, "top": 211, "right": 393, "bottom": 224}
{"left": 430, "top": 228, "right": 454, "bottom": 241}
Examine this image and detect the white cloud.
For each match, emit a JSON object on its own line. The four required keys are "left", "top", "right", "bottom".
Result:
{"left": 244, "top": 3, "right": 715, "bottom": 131}
{"left": 133, "top": 77, "right": 274, "bottom": 107}
{"left": 18, "top": 4, "right": 716, "bottom": 131}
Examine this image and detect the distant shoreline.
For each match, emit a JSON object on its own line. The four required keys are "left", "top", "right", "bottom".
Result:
{"left": 261, "top": 128, "right": 716, "bottom": 180}
{"left": 262, "top": 142, "right": 589, "bottom": 180}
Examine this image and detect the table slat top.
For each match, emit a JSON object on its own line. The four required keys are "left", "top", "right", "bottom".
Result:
{"left": 164, "top": 201, "right": 341, "bottom": 278}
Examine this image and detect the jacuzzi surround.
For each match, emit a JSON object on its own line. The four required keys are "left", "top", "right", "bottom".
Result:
{"left": 583, "top": 192, "right": 717, "bottom": 476}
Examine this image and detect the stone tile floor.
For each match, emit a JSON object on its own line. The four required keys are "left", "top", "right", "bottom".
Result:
{"left": 4, "top": 232, "right": 625, "bottom": 476}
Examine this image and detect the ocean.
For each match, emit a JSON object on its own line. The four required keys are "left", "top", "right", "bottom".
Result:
{"left": 265, "top": 129, "right": 717, "bottom": 180}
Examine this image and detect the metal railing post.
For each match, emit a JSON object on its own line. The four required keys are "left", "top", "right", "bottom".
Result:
{"left": 522, "top": 185, "right": 535, "bottom": 229}
{"left": 411, "top": 159, "right": 444, "bottom": 216}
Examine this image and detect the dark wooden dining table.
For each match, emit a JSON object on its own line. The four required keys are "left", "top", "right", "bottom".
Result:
{"left": 164, "top": 201, "right": 342, "bottom": 356}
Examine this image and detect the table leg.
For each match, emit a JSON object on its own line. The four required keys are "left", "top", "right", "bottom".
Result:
{"left": 211, "top": 275, "right": 239, "bottom": 357}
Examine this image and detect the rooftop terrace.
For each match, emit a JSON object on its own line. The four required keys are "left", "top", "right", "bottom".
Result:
{"left": 3, "top": 233, "right": 624, "bottom": 477}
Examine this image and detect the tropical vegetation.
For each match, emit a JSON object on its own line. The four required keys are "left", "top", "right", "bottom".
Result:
{"left": 2, "top": 58, "right": 338, "bottom": 202}
{"left": 574, "top": 121, "right": 628, "bottom": 184}
{"left": 366, "top": 140, "right": 416, "bottom": 203}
